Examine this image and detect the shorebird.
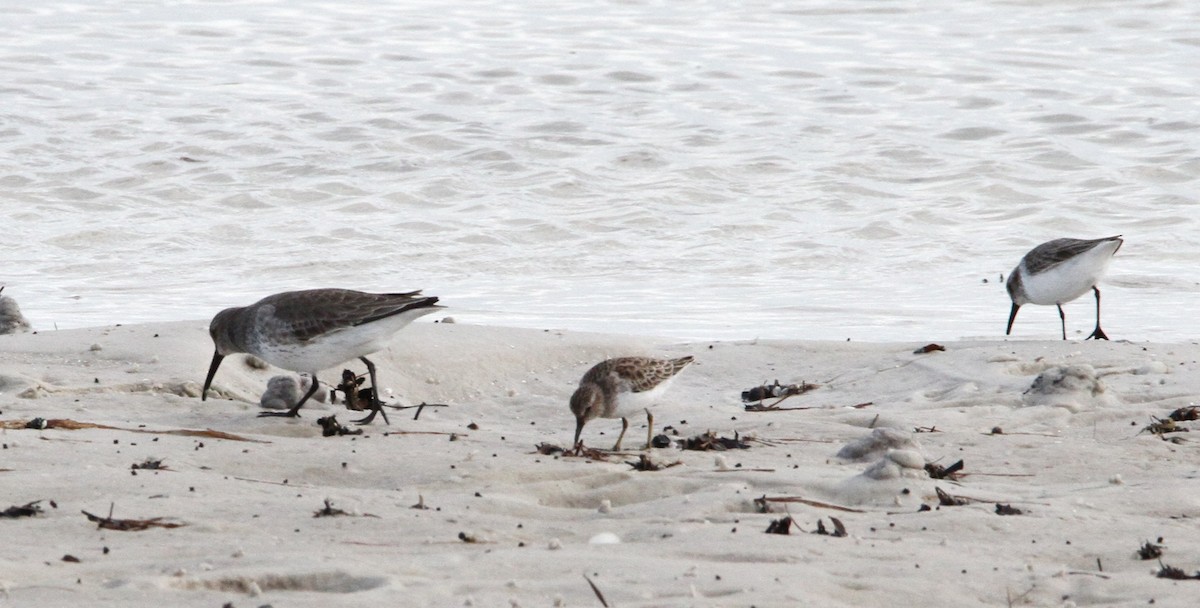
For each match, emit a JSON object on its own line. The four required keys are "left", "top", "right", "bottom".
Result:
{"left": 0, "top": 286, "right": 32, "bottom": 335}
{"left": 201, "top": 288, "right": 441, "bottom": 424}
{"left": 1006, "top": 236, "right": 1123, "bottom": 340}
{"left": 570, "top": 356, "right": 694, "bottom": 451}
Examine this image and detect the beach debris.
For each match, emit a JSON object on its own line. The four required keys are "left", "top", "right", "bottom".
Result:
{"left": 561, "top": 443, "right": 611, "bottom": 460}
{"left": 457, "top": 531, "right": 480, "bottom": 543}
{"left": 650, "top": 433, "right": 672, "bottom": 448}
{"left": 317, "top": 415, "right": 363, "bottom": 437}
{"left": 82, "top": 504, "right": 185, "bottom": 531}
{"left": 742, "top": 380, "right": 820, "bottom": 410}
{"left": 912, "top": 343, "right": 945, "bottom": 354}
{"left": 625, "top": 454, "right": 681, "bottom": 471}
{"left": 1168, "top": 406, "right": 1200, "bottom": 422}
{"left": 583, "top": 574, "right": 610, "bottom": 607}
{"left": 0, "top": 418, "right": 266, "bottom": 442}
{"left": 1139, "top": 540, "right": 1165, "bottom": 560}
{"left": 312, "top": 499, "right": 379, "bottom": 518}
{"left": 753, "top": 495, "right": 864, "bottom": 514}
{"left": 534, "top": 442, "right": 565, "bottom": 455}
{"left": 1140, "top": 416, "right": 1189, "bottom": 440}
{"left": 333, "top": 369, "right": 372, "bottom": 411}
{"left": 995, "top": 503, "right": 1023, "bottom": 516}
{"left": 813, "top": 516, "right": 847, "bottom": 537}
{"left": 1, "top": 500, "right": 44, "bottom": 518}
{"left": 61, "top": 554, "right": 81, "bottom": 563}
{"left": 24, "top": 417, "right": 48, "bottom": 430}
{"left": 131, "top": 458, "right": 167, "bottom": 471}
{"left": 935, "top": 487, "right": 971, "bottom": 507}
{"left": 1156, "top": 562, "right": 1200, "bottom": 580}
{"left": 680, "top": 431, "right": 750, "bottom": 451}
{"left": 925, "top": 459, "right": 964, "bottom": 480}
{"left": 765, "top": 515, "right": 796, "bottom": 535}
{"left": 410, "top": 495, "right": 430, "bottom": 510}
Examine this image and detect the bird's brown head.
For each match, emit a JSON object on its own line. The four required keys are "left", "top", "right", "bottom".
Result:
{"left": 569, "top": 383, "right": 602, "bottom": 446}
{"left": 202, "top": 306, "right": 244, "bottom": 402}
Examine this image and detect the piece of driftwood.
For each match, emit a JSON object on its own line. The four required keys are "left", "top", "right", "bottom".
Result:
{"left": 912, "top": 343, "right": 945, "bottom": 354}
{"left": 82, "top": 504, "right": 184, "bottom": 531}
{"left": 925, "top": 459, "right": 964, "bottom": 480}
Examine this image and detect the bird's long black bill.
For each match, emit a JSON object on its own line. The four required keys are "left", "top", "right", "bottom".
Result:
{"left": 573, "top": 418, "right": 585, "bottom": 447}
{"left": 201, "top": 351, "right": 224, "bottom": 401}
{"left": 1005, "top": 302, "right": 1020, "bottom": 336}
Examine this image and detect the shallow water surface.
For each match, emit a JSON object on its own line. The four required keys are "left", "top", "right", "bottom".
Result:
{"left": 3, "top": 0, "right": 1198, "bottom": 341}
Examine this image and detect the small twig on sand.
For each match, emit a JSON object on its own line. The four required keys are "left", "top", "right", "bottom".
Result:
{"left": 381, "top": 402, "right": 450, "bottom": 421}
{"left": 583, "top": 574, "right": 610, "bottom": 607}
{"left": 754, "top": 495, "right": 864, "bottom": 514}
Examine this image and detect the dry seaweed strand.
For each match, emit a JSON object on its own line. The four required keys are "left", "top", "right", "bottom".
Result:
{"left": 754, "top": 495, "right": 865, "bottom": 514}
{"left": 82, "top": 503, "right": 185, "bottom": 531}
{"left": 0, "top": 418, "right": 267, "bottom": 443}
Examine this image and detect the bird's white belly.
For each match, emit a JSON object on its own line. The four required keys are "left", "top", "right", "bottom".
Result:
{"left": 1021, "top": 248, "right": 1114, "bottom": 306}
{"left": 608, "top": 379, "right": 673, "bottom": 419}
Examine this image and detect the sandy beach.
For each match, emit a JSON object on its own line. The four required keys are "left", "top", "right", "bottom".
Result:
{"left": 2, "top": 320, "right": 1199, "bottom": 607}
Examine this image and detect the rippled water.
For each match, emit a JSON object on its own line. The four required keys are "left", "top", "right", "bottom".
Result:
{"left": 3, "top": 0, "right": 1198, "bottom": 342}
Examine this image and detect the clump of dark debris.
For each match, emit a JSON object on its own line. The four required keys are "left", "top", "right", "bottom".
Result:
{"left": 814, "top": 517, "right": 847, "bottom": 537}
{"left": 1, "top": 501, "right": 44, "bottom": 518}
{"left": 924, "top": 459, "right": 964, "bottom": 480}
{"left": 131, "top": 458, "right": 166, "bottom": 471}
{"left": 1138, "top": 540, "right": 1165, "bottom": 560}
{"left": 626, "top": 454, "right": 681, "bottom": 471}
{"left": 995, "top": 503, "right": 1023, "bottom": 516}
{"left": 318, "top": 416, "right": 363, "bottom": 437}
{"left": 1156, "top": 562, "right": 1200, "bottom": 580}
{"left": 681, "top": 431, "right": 750, "bottom": 451}
{"left": 765, "top": 516, "right": 795, "bottom": 535}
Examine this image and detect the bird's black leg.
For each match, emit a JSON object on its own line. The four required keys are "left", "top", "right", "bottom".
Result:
{"left": 1086, "top": 286, "right": 1109, "bottom": 340}
{"left": 1056, "top": 304, "right": 1067, "bottom": 341}
{"left": 352, "top": 356, "right": 390, "bottom": 425}
{"left": 259, "top": 374, "right": 320, "bottom": 418}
